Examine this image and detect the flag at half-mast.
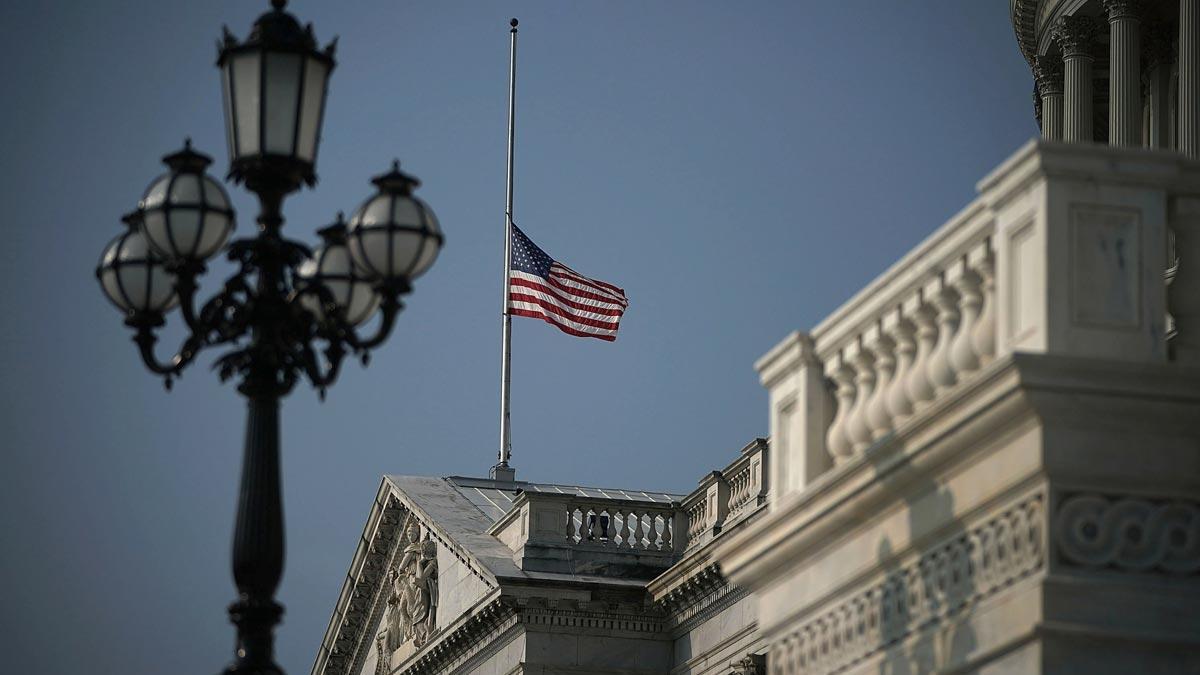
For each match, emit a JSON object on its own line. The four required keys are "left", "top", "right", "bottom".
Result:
{"left": 507, "top": 225, "right": 629, "bottom": 341}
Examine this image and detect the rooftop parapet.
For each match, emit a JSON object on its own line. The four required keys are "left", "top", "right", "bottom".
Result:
{"left": 488, "top": 438, "right": 770, "bottom": 574}
{"left": 759, "top": 140, "right": 1200, "bottom": 504}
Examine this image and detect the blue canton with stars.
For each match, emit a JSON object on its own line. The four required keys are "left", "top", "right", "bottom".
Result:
{"left": 510, "top": 225, "right": 554, "bottom": 278}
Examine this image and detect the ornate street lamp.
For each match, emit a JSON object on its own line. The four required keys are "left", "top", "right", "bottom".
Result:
{"left": 94, "top": 2, "right": 443, "bottom": 673}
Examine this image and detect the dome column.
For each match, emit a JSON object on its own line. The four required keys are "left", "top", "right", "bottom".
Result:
{"left": 1103, "top": 1, "right": 1144, "bottom": 147}
{"left": 1053, "top": 16, "right": 1098, "bottom": 144}
{"left": 1034, "top": 56, "right": 1065, "bottom": 140}
{"left": 1181, "top": 0, "right": 1200, "bottom": 158}
{"left": 1144, "top": 24, "right": 1176, "bottom": 149}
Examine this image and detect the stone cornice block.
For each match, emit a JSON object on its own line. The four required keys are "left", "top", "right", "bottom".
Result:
{"left": 754, "top": 330, "right": 819, "bottom": 388}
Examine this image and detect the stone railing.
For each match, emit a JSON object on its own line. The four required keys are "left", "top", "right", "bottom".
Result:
{"left": 758, "top": 141, "right": 1200, "bottom": 503}
{"left": 680, "top": 438, "right": 769, "bottom": 550}
{"left": 488, "top": 439, "right": 769, "bottom": 572}
{"left": 489, "top": 491, "right": 684, "bottom": 577}
{"left": 817, "top": 202, "right": 996, "bottom": 464}
{"left": 562, "top": 497, "right": 679, "bottom": 551}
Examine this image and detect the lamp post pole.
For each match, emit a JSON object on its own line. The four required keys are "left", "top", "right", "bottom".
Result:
{"left": 94, "top": 3, "right": 446, "bottom": 672}
{"left": 228, "top": 192, "right": 290, "bottom": 675}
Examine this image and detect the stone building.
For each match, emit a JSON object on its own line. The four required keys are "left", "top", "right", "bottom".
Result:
{"left": 313, "top": 3, "right": 1200, "bottom": 674}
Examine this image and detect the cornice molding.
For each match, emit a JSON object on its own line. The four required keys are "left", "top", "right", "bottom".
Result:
{"left": 657, "top": 563, "right": 751, "bottom": 634}
{"left": 394, "top": 595, "right": 670, "bottom": 675}
{"left": 398, "top": 596, "right": 521, "bottom": 675}
{"left": 318, "top": 491, "right": 408, "bottom": 675}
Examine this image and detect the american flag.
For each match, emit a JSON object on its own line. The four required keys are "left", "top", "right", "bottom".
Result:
{"left": 507, "top": 225, "right": 629, "bottom": 341}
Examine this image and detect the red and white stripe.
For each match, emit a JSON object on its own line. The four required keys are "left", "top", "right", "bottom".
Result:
{"left": 508, "top": 263, "right": 629, "bottom": 341}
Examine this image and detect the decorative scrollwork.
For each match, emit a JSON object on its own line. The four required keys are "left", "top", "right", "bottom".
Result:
{"left": 1054, "top": 494, "right": 1200, "bottom": 574}
{"left": 128, "top": 224, "right": 407, "bottom": 397}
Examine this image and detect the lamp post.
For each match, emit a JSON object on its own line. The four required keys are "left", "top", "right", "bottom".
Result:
{"left": 94, "top": 2, "right": 443, "bottom": 673}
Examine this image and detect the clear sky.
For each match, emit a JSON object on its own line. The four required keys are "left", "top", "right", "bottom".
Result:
{"left": 0, "top": 2, "right": 1035, "bottom": 673}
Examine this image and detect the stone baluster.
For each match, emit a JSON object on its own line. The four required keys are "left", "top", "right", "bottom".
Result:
{"left": 949, "top": 260, "right": 983, "bottom": 375}
{"left": 1104, "top": 0, "right": 1144, "bottom": 147}
{"left": 970, "top": 241, "right": 997, "bottom": 364}
{"left": 903, "top": 291, "right": 938, "bottom": 409}
{"left": 845, "top": 340, "right": 876, "bottom": 454}
{"left": 883, "top": 309, "right": 916, "bottom": 423}
{"left": 825, "top": 355, "right": 857, "bottom": 464}
{"left": 1053, "top": 16, "right": 1098, "bottom": 143}
{"left": 662, "top": 513, "right": 674, "bottom": 550}
{"left": 864, "top": 324, "right": 896, "bottom": 441}
{"left": 1182, "top": 0, "right": 1200, "bottom": 158}
{"left": 566, "top": 507, "right": 576, "bottom": 542}
{"left": 1033, "top": 56, "right": 1065, "bottom": 140}
{"left": 926, "top": 276, "right": 961, "bottom": 394}
{"left": 632, "top": 513, "right": 646, "bottom": 549}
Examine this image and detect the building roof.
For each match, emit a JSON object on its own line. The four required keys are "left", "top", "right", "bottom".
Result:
{"left": 444, "top": 475, "right": 683, "bottom": 523}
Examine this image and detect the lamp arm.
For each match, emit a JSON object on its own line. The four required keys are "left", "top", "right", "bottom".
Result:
{"left": 345, "top": 294, "right": 402, "bottom": 352}
{"left": 301, "top": 339, "right": 346, "bottom": 397}
{"left": 130, "top": 319, "right": 203, "bottom": 384}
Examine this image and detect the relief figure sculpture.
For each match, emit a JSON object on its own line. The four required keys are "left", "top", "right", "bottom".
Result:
{"left": 379, "top": 520, "right": 439, "bottom": 653}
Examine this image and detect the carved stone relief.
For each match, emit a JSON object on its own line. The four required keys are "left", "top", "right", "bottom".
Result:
{"left": 377, "top": 519, "right": 440, "bottom": 662}
{"left": 1054, "top": 494, "right": 1199, "bottom": 574}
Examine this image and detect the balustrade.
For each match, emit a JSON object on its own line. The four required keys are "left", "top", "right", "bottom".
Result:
{"left": 685, "top": 496, "right": 708, "bottom": 543}
{"left": 562, "top": 500, "right": 676, "bottom": 551}
{"left": 811, "top": 205, "right": 997, "bottom": 466}
{"left": 756, "top": 141, "right": 1196, "bottom": 504}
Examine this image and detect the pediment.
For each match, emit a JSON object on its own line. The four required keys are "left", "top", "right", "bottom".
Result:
{"left": 313, "top": 476, "right": 510, "bottom": 675}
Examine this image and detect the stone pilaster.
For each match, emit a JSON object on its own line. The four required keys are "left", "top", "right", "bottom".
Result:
{"left": 1182, "top": 0, "right": 1200, "bottom": 158}
{"left": 1034, "top": 56, "right": 1065, "bottom": 140}
{"left": 1103, "top": 0, "right": 1144, "bottom": 146}
{"left": 1052, "top": 16, "right": 1098, "bottom": 143}
{"left": 1143, "top": 23, "right": 1176, "bottom": 149}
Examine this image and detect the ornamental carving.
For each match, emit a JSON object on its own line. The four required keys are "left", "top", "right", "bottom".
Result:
{"left": 1054, "top": 494, "right": 1200, "bottom": 574}
{"left": 1101, "top": 0, "right": 1143, "bottom": 22}
{"left": 378, "top": 520, "right": 440, "bottom": 654}
{"left": 1050, "top": 16, "right": 1097, "bottom": 59}
{"left": 1032, "top": 56, "right": 1064, "bottom": 96}
{"left": 768, "top": 495, "right": 1043, "bottom": 675}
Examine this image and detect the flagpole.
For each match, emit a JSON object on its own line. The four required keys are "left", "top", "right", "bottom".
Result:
{"left": 494, "top": 18, "right": 518, "bottom": 480}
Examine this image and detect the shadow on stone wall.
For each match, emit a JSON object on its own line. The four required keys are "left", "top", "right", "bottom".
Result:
{"left": 870, "top": 445, "right": 977, "bottom": 675}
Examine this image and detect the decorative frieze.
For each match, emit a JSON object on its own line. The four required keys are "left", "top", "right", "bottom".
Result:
{"left": 1054, "top": 494, "right": 1200, "bottom": 574}
{"left": 767, "top": 495, "right": 1044, "bottom": 675}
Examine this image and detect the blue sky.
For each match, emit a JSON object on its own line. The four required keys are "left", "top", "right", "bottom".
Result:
{"left": 0, "top": 2, "right": 1034, "bottom": 673}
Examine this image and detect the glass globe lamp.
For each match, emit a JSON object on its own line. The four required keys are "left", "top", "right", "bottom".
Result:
{"left": 297, "top": 215, "right": 381, "bottom": 326}
{"left": 139, "top": 140, "right": 235, "bottom": 263}
{"left": 345, "top": 161, "right": 443, "bottom": 287}
{"left": 96, "top": 212, "right": 179, "bottom": 316}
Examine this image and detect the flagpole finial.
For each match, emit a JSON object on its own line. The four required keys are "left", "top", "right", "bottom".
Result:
{"left": 510, "top": 18, "right": 518, "bottom": 30}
